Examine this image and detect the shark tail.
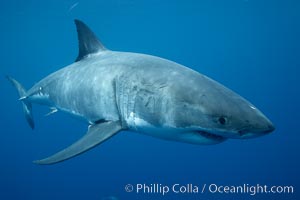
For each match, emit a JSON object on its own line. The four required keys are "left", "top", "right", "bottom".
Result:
{"left": 6, "top": 76, "right": 34, "bottom": 129}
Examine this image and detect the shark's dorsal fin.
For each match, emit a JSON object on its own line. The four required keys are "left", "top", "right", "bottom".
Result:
{"left": 74, "top": 19, "right": 106, "bottom": 62}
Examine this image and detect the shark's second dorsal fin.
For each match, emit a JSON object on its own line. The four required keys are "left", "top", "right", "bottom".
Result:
{"left": 74, "top": 19, "right": 106, "bottom": 62}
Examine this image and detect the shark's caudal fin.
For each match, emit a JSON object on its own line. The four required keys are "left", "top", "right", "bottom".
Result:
{"left": 34, "top": 121, "right": 122, "bottom": 165}
{"left": 74, "top": 19, "right": 107, "bottom": 62}
{"left": 6, "top": 76, "right": 34, "bottom": 129}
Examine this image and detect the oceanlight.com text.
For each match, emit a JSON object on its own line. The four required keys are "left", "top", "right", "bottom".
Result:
{"left": 207, "top": 183, "right": 294, "bottom": 195}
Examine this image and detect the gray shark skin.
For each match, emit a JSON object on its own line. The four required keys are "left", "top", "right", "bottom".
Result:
{"left": 7, "top": 20, "right": 275, "bottom": 164}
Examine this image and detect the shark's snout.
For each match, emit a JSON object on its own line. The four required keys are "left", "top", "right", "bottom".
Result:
{"left": 252, "top": 111, "right": 275, "bottom": 134}
{"left": 237, "top": 114, "right": 275, "bottom": 139}
{"left": 263, "top": 123, "right": 275, "bottom": 134}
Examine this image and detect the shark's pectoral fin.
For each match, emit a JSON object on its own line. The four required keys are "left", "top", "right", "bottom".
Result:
{"left": 34, "top": 121, "right": 122, "bottom": 165}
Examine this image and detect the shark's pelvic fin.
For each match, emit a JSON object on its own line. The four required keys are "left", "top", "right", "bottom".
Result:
{"left": 34, "top": 120, "right": 122, "bottom": 165}
{"left": 6, "top": 76, "right": 34, "bottom": 129}
{"left": 74, "top": 19, "right": 106, "bottom": 62}
{"left": 45, "top": 107, "right": 58, "bottom": 117}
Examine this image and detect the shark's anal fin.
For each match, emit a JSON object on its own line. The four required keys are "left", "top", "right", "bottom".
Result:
{"left": 74, "top": 19, "right": 106, "bottom": 62}
{"left": 6, "top": 76, "right": 34, "bottom": 129}
{"left": 34, "top": 121, "right": 122, "bottom": 165}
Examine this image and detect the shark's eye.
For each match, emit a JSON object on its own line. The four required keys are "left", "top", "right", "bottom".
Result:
{"left": 218, "top": 116, "right": 227, "bottom": 125}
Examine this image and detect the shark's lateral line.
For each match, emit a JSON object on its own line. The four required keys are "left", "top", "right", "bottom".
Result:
{"left": 8, "top": 20, "right": 275, "bottom": 165}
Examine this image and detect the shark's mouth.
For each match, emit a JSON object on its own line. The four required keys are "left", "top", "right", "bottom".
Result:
{"left": 196, "top": 130, "right": 226, "bottom": 142}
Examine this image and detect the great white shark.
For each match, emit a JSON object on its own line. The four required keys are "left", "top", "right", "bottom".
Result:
{"left": 8, "top": 20, "right": 275, "bottom": 165}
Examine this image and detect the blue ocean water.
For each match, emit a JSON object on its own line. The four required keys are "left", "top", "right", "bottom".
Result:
{"left": 0, "top": 0, "right": 299, "bottom": 199}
